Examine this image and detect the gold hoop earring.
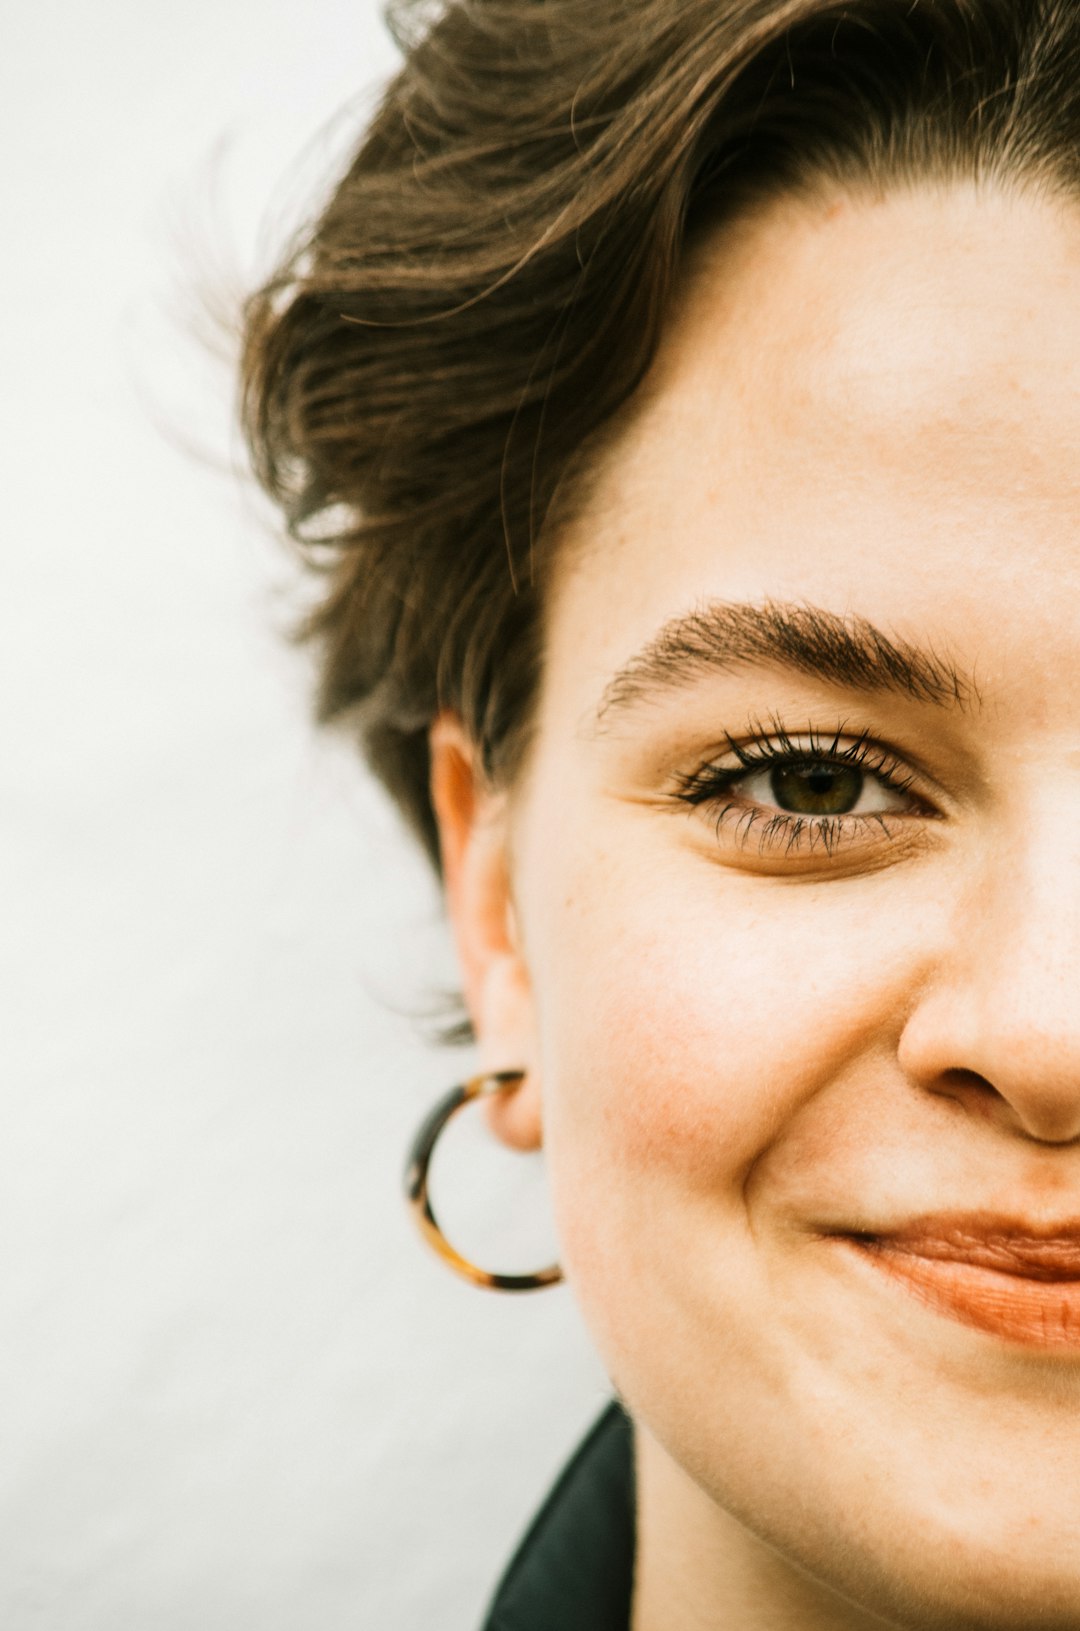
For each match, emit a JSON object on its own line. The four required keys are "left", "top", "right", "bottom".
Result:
{"left": 404, "top": 1071, "right": 563, "bottom": 1292}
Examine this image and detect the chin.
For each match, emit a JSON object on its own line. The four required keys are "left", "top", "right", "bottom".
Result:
{"left": 746, "top": 1448, "right": 1080, "bottom": 1631}
{"left": 837, "top": 1543, "right": 1080, "bottom": 1631}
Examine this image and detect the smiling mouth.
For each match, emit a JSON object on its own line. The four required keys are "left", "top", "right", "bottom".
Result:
{"left": 840, "top": 1219, "right": 1080, "bottom": 1350}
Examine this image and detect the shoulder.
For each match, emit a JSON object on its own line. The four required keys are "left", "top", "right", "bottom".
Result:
{"left": 480, "top": 1401, "right": 635, "bottom": 1631}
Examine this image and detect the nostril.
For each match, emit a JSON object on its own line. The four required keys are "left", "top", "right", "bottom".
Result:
{"left": 934, "top": 1069, "right": 1003, "bottom": 1122}
{"left": 932, "top": 1069, "right": 1080, "bottom": 1146}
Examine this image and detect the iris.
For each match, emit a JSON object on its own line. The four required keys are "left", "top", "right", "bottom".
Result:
{"left": 770, "top": 762, "right": 863, "bottom": 815}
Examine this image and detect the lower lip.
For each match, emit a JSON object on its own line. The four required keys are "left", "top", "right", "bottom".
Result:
{"left": 845, "top": 1240, "right": 1080, "bottom": 1350}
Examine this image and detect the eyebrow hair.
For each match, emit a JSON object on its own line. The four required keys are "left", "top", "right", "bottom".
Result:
{"left": 591, "top": 599, "right": 976, "bottom": 728}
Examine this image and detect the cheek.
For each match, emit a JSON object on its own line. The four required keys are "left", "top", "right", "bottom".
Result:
{"left": 524, "top": 834, "right": 923, "bottom": 1317}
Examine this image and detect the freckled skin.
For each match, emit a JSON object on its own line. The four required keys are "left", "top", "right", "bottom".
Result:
{"left": 435, "top": 185, "right": 1080, "bottom": 1630}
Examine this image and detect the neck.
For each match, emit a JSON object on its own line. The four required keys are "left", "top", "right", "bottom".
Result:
{"left": 630, "top": 1422, "right": 898, "bottom": 1631}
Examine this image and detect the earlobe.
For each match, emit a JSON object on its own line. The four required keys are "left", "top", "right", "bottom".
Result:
{"left": 474, "top": 959, "right": 543, "bottom": 1152}
{"left": 429, "top": 713, "right": 543, "bottom": 1153}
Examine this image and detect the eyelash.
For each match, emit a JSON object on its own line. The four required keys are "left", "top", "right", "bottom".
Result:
{"left": 672, "top": 719, "right": 924, "bottom": 858}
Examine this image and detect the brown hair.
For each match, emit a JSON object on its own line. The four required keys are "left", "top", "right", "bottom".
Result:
{"left": 240, "top": 0, "right": 1080, "bottom": 872}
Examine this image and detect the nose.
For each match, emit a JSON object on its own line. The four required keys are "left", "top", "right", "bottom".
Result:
{"left": 898, "top": 818, "right": 1080, "bottom": 1146}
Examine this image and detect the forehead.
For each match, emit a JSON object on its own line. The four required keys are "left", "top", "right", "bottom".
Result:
{"left": 541, "top": 182, "right": 1080, "bottom": 712}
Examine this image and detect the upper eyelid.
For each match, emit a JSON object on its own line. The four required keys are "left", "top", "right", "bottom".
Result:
{"left": 718, "top": 721, "right": 899, "bottom": 761}
{"left": 675, "top": 733, "right": 933, "bottom": 815}
{"left": 698, "top": 732, "right": 913, "bottom": 784}
{"left": 663, "top": 717, "right": 965, "bottom": 818}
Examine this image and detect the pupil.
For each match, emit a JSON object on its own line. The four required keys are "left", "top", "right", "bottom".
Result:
{"left": 769, "top": 762, "right": 863, "bottom": 815}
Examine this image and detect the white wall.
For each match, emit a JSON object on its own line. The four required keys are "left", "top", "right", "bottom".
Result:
{"left": 1, "top": 5, "right": 608, "bottom": 1626}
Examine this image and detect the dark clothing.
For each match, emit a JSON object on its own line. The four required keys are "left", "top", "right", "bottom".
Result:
{"left": 480, "top": 1403, "right": 636, "bottom": 1631}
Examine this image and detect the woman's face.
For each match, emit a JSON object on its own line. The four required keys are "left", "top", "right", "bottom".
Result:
{"left": 436, "top": 181, "right": 1080, "bottom": 1627}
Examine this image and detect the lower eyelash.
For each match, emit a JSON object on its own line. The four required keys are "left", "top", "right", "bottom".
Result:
{"left": 730, "top": 802, "right": 900, "bottom": 854}
{"left": 707, "top": 804, "right": 896, "bottom": 858}
{"left": 673, "top": 720, "right": 918, "bottom": 857}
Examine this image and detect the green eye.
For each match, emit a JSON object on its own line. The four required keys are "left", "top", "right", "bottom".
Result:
{"left": 769, "top": 762, "right": 864, "bottom": 815}
{"left": 674, "top": 727, "right": 921, "bottom": 843}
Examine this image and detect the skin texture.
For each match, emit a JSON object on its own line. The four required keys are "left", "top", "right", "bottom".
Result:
{"left": 430, "top": 183, "right": 1080, "bottom": 1629}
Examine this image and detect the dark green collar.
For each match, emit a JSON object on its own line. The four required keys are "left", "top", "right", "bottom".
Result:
{"left": 481, "top": 1402, "right": 635, "bottom": 1631}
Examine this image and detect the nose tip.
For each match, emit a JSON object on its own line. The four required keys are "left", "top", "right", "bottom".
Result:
{"left": 899, "top": 972, "right": 1080, "bottom": 1147}
{"left": 896, "top": 820, "right": 1080, "bottom": 1150}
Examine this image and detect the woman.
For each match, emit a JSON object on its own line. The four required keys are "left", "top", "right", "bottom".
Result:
{"left": 240, "top": 1, "right": 1080, "bottom": 1625}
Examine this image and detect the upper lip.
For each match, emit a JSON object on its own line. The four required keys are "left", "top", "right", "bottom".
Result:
{"left": 841, "top": 1213, "right": 1080, "bottom": 1281}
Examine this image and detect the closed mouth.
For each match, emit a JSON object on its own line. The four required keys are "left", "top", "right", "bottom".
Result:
{"left": 839, "top": 1217, "right": 1080, "bottom": 1349}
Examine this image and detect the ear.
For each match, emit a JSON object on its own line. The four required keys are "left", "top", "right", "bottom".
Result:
{"left": 429, "top": 713, "right": 542, "bottom": 1152}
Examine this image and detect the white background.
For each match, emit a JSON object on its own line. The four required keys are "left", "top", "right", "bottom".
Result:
{"left": 1, "top": 4, "right": 608, "bottom": 1626}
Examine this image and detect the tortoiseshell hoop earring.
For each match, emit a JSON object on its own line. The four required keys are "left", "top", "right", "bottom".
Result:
{"left": 404, "top": 1070, "right": 563, "bottom": 1292}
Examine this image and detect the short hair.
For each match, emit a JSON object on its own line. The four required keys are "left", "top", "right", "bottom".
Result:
{"left": 239, "top": 0, "right": 1080, "bottom": 870}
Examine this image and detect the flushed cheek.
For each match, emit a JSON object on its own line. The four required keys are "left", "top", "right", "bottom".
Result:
{"left": 527, "top": 843, "right": 927, "bottom": 1305}
{"left": 540, "top": 876, "right": 902, "bottom": 1152}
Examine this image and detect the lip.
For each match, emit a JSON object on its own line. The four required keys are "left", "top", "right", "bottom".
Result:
{"left": 838, "top": 1214, "right": 1080, "bottom": 1350}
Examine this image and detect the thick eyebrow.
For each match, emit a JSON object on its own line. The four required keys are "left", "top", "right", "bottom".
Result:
{"left": 591, "top": 599, "right": 976, "bottom": 729}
